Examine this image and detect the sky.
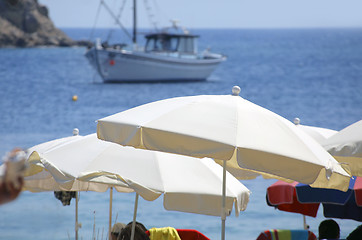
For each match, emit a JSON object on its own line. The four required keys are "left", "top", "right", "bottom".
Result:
{"left": 38, "top": 0, "right": 362, "bottom": 29}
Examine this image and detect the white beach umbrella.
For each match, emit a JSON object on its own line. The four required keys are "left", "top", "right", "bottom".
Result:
{"left": 27, "top": 133, "right": 250, "bottom": 216}
{"left": 26, "top": 132, "right": 250, "bottom": 240}
{"left": 322, "top": 119, "right": 362, "bottom": 176}
{"left": 293, "top": 117, "right": 338, "bottom": 144}
{"left": 97, "top": 86, "right": 351, "bottom": 240}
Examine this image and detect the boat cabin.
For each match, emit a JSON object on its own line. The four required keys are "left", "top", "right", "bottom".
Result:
{"left": 145, "top": 33, "right": 199, "bottom": 54}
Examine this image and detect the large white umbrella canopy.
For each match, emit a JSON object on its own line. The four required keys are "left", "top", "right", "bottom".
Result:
{"left": 97, "top": 86, "right": 350, "bottom": 240}
{"left": 97, "top": 86, "right": 350, "bottom": 191}
{"left": 322, "top": 119, "right": 362, "bottom": 177}
{"left": 26, "top": 133, "right": 250, "bottom": 217}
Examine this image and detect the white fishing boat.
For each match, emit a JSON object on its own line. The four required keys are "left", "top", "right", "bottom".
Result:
{"left": 85, "top": 1, "right": 226, "bottom": 82}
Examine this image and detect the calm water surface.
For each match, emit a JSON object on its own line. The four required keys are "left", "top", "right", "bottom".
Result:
{"left": 0, "top": 28, "right": 361, "bottom": 240}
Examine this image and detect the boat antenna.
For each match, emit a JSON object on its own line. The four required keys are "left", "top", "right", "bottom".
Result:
{"left": 169, "top": 19, "right": 189, "bottom": 34}
{"left": 171, "top": 19, "right": 180, "bottom": 29}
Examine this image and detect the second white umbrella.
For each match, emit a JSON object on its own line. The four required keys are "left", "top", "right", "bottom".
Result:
{"left": 27, "top": 133, "right": 250, "bottom": 217}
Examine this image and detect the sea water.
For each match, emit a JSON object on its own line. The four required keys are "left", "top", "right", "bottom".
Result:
{"left": 0, "top": 28, "right": 361, "bottom": 240}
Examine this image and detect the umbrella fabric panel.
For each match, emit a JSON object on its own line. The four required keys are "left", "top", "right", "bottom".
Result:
{"left": 27, "top": 135, "right": 82, "bottom": 154}
{"left": 266, "top": 178, "right": 362, "bottom": 221}
{"left": 297, "top": 125, "right": 337, "bottom": 143}
{"left": 266, "top": 191, "right": 319, "bottom": 218}
{"left": 274, "top": 200, "right": 319, "bottom": 218}
{"left": 266, "top": 180, "right": 319, "bottom": 217}
{"left": 134, "top": 95, "right": 242, "bottom": 161}
{"left": 293, "top": 118, "right": 337, "bottom": 144}
{"left": 267, "top": 181, "right": 298, "bottom": 205}
{"left": 323, "top": 120, "right": 362, "bottom": 156}
{"left": 323, "top": 194, "right": 362, "bottom": 221}
{"left": 355, "top": 177, "right": 362, "bottom": 206}
{"left": 26, "top": 136, "right": 133, "bottom": 192}
{"left": 295, "top": 178, "right": 355, "bottom": 204}
{"left": 81, "top": 150, "right": 251, "bottom": 216}
{"left": 158, "top": 157, "right": 250, "bottom": 216}
{"left": 97, "top": 95, "right": 237, "bottom": 160}
{"left": 322, "top": 120, "right": 362, "bottom": 177}
{"left": 24, "top": 158, "right": 132, "bottom": 193}
{"left": 38, "top": 135, "right": 115, "bottom": 178}
{"left": 24, "top": 170, "right": 67, "bottom": 192}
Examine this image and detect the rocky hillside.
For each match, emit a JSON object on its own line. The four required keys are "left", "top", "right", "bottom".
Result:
{"left": 0, "top": 0, "right": 90, "bottom": 47}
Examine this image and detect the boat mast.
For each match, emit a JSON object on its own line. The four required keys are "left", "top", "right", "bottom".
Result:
{"left": 133, "top": 0, "right": 137, "bottom": 44}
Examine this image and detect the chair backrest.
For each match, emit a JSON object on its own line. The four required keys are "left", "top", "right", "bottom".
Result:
{"left": 256, "top": 229, "right": 317, "bottom": 240}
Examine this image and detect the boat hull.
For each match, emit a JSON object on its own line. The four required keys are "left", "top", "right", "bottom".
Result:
{"left": 85, "top": 48, "right": 225, "bottom": 82}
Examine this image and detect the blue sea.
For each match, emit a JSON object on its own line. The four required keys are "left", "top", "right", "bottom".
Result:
{"left": 0, "top": 28, "right": 361, "bottom": 240}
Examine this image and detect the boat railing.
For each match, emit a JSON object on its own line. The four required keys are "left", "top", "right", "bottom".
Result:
{"left": 148, "top": 50, "right": 199, "bottom": 59}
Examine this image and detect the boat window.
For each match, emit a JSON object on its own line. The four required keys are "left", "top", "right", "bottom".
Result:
{"left": 155, "top": 37, "right": 176, "bottom": 52}
{"left": 146, "top": 35, "right": 194, "bottom": 53}
{"left": 145, "top": 38, "right": 155, "bottom": 52}
{"left": 178, "top": 37, "right": 196, "bottom": 53}
{"left": 169, "top": 37, "right": 178, "bottom": 52}
{"left": 154, "top": 38, "right": 163, "bottom": 51}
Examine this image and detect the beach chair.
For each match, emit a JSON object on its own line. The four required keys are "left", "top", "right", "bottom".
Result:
{"left": 256, "top": 229, "right": 317, "bottom": 240}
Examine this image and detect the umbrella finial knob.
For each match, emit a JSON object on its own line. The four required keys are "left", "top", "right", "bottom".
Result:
{"left": 73, "top": 128, "right": 79, "bottom": 136}
{"left": 232, "top": 86, "right": 241, "bottom": 96}
{"left": 293, "top": 118, "right": 300, "bottom": 125}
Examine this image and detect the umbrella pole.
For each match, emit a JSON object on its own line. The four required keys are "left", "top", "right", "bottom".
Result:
{"left": 74, "top": 129, "right": 80, "bottom": 240}
{"left": 221, "top": 160, "right": 226, "bottom": 240}
{"left": 131, "top": 193, "right": 139, "bottom": 240}
{"left": 303, "top": 215, "right": 308, "bottom": 230}
{"left": 75, "top": 191, "right": 79, "bottom": 240}
{"left": 109, "top": 187, "right": 113, "bottom": 240}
